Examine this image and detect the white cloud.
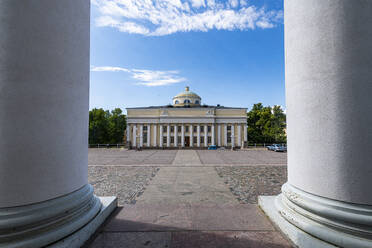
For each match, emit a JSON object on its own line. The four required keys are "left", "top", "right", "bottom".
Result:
{"left": 92, "top": 0, "right": 283, "bottom": 36}
{"left": 228, "top": 0, "right": 239, "bottom": 8}
{"left": 190, "top": 0, "right": 206, "bottom": 8}
{"left": 91, "top": 66, "right": 186, "bottom": 87}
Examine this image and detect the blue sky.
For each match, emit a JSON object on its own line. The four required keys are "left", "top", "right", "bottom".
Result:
{"left": 90, "top": 0, "right": 284, "bottom": 113}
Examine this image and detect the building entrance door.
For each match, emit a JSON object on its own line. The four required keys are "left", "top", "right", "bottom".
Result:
{"left": 185, "top": 137, "right": 190, "bottom": 147}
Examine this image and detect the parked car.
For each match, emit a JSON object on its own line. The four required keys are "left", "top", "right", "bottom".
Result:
{"left": 269, "top": 144, "right": 287, "bottom": 152}
{"left": 208, "top": 145, "right": 217, "bottom": 150}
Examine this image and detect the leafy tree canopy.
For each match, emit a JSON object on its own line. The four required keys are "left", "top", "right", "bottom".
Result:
{"left": 89, "top": 108, "right": 126, "bottom": 144}
{"left": 247, "top": 103, "right": 286, "bottom": 143}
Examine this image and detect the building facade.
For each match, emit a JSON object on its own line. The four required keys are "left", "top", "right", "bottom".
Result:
{"left": 126, "top": 87, "right": 247, "bottom": 149}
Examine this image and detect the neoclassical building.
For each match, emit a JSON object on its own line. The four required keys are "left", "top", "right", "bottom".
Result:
{"left": 126, "top": 87, "right": 247, "bottom": 149}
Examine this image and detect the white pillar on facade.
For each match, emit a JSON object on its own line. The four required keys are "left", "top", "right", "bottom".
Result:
{"left": 204, "top": 124, "right": 208, "bottom": 147}
{"left": 147, "top": 124, "right": 151, "bottom": 147}
{"left": 0, "top": 1, "right": 113, "bottom": 247}
{"left": 126, "top": 125, "right": 130, "bottom": 143}
{"left": 167, "top": 124, "right": 170, "bottom": 147}
{"left": 231, "top": 124, "right": 235, "bottom": 148}
{"left": 238, "top": 124, "right": 241, "bottom": 147}
{"left": 224, "top": 124, "right": 228, "bottom": 146}
{"left": 211, "top": 124, "right": 215, "bottom": 146}
{"left": 153, "top": 124, "right": 157, "bottom": 147}
{"left": 159, "top": 125, "right": 163, "bottom": 147}
{"left": 197, "top": 125, "right": 201, "bottom": 147}
{"left": 139, "top": 124, "right": 143, "bottom": 148}
{"left": 190, "top": 125, "right": 193, "bottom": 147}
{"left": 218, "top": 124, "right": 221, "bottom": 146}
{"left": 261, "top": 1, "right": 372, "bottom": 247}
{"left": 132, "top": 125, "right": 137, "bottom": 147}
{"left": 181, "top": 124, "right": 185, "bottom": 147}
{"left": 174, "top": 125, "right": 178, "bottom": 147}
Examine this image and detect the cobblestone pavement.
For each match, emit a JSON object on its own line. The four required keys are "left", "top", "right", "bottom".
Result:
{"left": 88, "top": 166, "right": 159, "bottom": 205}
{"left": 215, "top": 166, "right": 287, "bottom": 204}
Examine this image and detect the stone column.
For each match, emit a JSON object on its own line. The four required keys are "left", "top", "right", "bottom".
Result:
{"left": 132, "top": 125, "right": 137, "bottom": 147}
{"left": 167, "top": 124, "right": 170, "bottom": 148}
{"left": 211, "top": 124, "right": 215, "bottom": 146}
{"left": 153, "top": 124, "right": 157, "bottom": 147}
{"left": 139, "top": 124, "right": 143, "bottom": 148}
{"left": 181, "top": 124, "right": 185, "bottom": 147}
{"left": 174, "top": 125, "right": 178, "bottom": 147}
{"left": 218, "top": 124, "right": 221, "bottom": 146}
{"left": 238, "top": 124, "right": 241, "bottom": 148}
{"left": 197, "top": 125, "right": 201, "bottom": 147}
{"left": 270, "top": 1, "right": 372, "bottom": 247}
{"left": 224, "top": 124, "right": 228, "bottom": 146}
{"left": 190, "top": 125, "right": 193, "bottom": 147}
{"left": 231, "top": 124, "right": 235, "bottom": 148}
{"left": 147, "top": 124, "right": 151, "bottom": 147}
{"left": 0, "top": 1, "right": 109, "bottom": 247}
{"left": 204, "top": 124, "right": 208, "bottom": 147}
{"left": 159, "top": 125, "right": 163, "bottom": 147}
{"left": 244, "top": 124, "right": 248, "bottom": 147}
{"left": 126, "top": 124, "right": 131, "bottom": 144}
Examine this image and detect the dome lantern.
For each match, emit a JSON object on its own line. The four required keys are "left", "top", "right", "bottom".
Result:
{"left": 172, "top": 86, "right": 201, "bottom": 107}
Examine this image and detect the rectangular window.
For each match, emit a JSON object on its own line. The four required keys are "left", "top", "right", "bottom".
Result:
{"left": 171, "top": 137, "right": 174, "bottom": 144}
{"left": 163, "top": 126, "right": 167, "bottom": 132}
{"left": 143, "top": 126, "right": 148, "bottom": 131}
{"left": 207, "top": 126, "right": 211, "bottom": 132}
{"left": 178, "top": 136, "right": 181, "bottom": 143}
{"left": 193, "top": 126, "right": 197, "bottom": 132}
{"left": 178, "top": 126, "right": 181, "bottom": 132}
{"left": 186, "top": 126, "right": 189, "bottom": 132}
{"left": 171, "top": 126, "right": 174, "bottom": 132}
{"left": 227, "top": 126, "right": 231, "bottom": 131}
{"left": 200, "top": 126, "right": 204, "bottom": 132}
{"left": 200, "top": 137, "right": 204, "bottom": 144}
{"left": 208, "top": 137, "right": 212, "bottom": 144}
{"left": 144, "top": 133, "right": 147, "bottom": 141}
{"left": 163, "top": 136, "right": 167, "bottom": 144}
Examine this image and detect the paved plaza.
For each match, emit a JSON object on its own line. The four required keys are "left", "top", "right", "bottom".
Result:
{"left": 86, "top": 149, "right": 291, "bottom": 248}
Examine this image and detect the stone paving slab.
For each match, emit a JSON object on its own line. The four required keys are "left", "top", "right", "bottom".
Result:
{"left": 88, "top": 149, "right": 286, "bottom": 166}
{"left": 88, "top": 231, "right": 292, "bottom": 248}
{"left": 171, "top": 231, "right": 293, "bottom": 248}
{"left": 86, "top": 149, "right": 292, "bottom": 248}
{"left": 197, "top": 150, "right": 287, "bottom": 165}
{"left": 136, "top": 167, "right": 238, "bottom": 204}
{"left": 104, "top": 203, "right": 275, "bottom": 232}
{"left": 89, "top": 149, "right": 177, "bottom": 165}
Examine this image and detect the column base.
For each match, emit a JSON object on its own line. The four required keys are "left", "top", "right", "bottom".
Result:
{"left": 0, "top": 184, "right": 117, "bottom": 248}
{"left": 259, "top": 183, "right": 372, "bottom": 248}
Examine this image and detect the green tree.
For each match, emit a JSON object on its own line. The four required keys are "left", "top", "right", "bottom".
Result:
{"left": 89, "top": 108, "right": 126, "bottom": 144}
{"left": 107, "top": 108, "right": 126, "bottom": 144}
{"left": 247, "top": 103, "right": 286, "bottom": 143}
